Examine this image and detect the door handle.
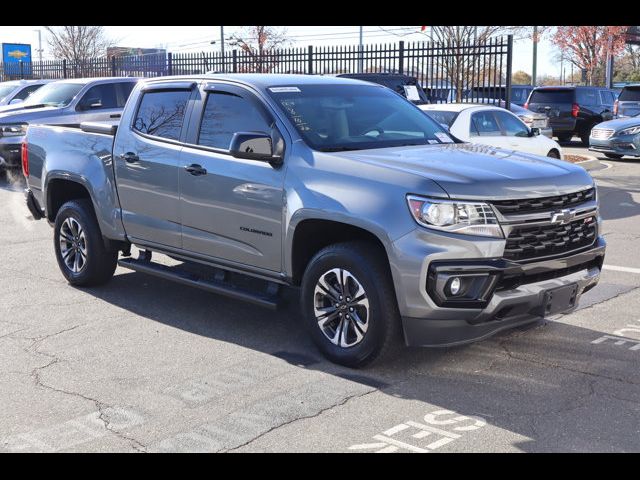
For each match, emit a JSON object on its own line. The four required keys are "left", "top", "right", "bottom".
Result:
{"left": 110, "top": 114, "right": 121, "bottom": 119}
{"left": 185, "top": 164, "right": 207, "bottom": 176}
{"left": 119, "top": 152, "right": 139, "bottom": 163}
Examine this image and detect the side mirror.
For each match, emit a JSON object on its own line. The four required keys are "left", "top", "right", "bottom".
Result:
{"left": 529, "top": 127, "right": 541, "bottom": 137}
{"left": 229, "top": 132, "right": 282, "bottom": 164}
{"left": 9, "top": 98, "right": 24, "bottom": 105}
{"left": 78, "top": 97, "right": 102, "bottom": 111}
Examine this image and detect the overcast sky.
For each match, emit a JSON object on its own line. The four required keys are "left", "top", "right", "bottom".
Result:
{"left": 0, "top": 26, "right": 559, "bottom": 77}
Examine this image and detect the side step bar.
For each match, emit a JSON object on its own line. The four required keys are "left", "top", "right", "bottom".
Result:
{"left": 117, "top": 257, "right": 280, "bottom": 310}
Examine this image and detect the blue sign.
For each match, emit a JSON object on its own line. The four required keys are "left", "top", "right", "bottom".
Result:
{"left": 2, "top": 43, "right": 32, "bottom": 76}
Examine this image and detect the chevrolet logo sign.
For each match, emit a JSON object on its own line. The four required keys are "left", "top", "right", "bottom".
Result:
{"left": 550, "top": 208, "right": 576, "bottom": 225}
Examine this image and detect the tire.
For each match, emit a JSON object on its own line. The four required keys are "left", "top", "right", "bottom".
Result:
{"left": 604, "top": 153, "right": 624, "bottom": 159}
{"left": 580, "top": 125, "right": 595, "bottom": 146}
{"left": 54, "top": 199, "right": 118, "bottom": 286}
{"left": 556, "top": 133, "right": 573, "bottom": 143}
{"left": 300, "top": 241, "right": 401, "bottom": 368}
{"left": 547, "top": 150, "right": 561, "bottom": 159}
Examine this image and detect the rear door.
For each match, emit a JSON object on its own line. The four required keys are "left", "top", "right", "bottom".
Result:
{"left": 526, "top": 88, "right": 576, "bottom": 131}
{"left": 114, "top": 82, "right": 195, "bottom": 248}
{"left": 618, "top": 86, "right": 640, "bottom": 117}
{"left": 468, "top": 110, "right": 511, "bottom": 149}
{"left": 493, "top": 110, "right": 545, "bottom": 155}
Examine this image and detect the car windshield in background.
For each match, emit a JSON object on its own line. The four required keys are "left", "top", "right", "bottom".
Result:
{"left": 529, "top": 89, "right": 574, "bottom": 103}
{"left": 619, "top": 87, "right": 640, "bottom": 101}
{"left": 423, "top": 110, "right": 459, "bottom": 127}
{"left": 24, "top": 82, "right": 84, "bottom": 107}
{"left": 0, "top": 84, "right": 17, "bottom": 100}
{"left": 267, "top": 84, "right": 453, "bottom": 151}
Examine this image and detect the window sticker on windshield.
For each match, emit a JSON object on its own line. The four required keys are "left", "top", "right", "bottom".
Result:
{"left": 269, "top": 87, "right": 301, "bottom": 93}
{"left": 403, "top": 85, "right": 421, "bottom": 101}
{"left": 435, "top": 132, "right": 453, "bottom": 143}
{"left": 428, "top": 139, "right": 439, "bottom": 144}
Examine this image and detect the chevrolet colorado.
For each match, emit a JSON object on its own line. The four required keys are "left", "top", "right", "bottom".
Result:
{"left": 22, "top": 74, "right": 606, "bottom": 367}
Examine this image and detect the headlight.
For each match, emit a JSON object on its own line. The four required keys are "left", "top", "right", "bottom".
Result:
{"left": 619, "top": 125, "right": 640, "bottom": 136}
{"left": 0, "top": 124, "right": 27, "bottom": 138}
{"left": 407, "top": 195, "right": 503, "bottom": 238}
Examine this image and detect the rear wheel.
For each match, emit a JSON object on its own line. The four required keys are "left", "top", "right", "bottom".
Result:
{"left": 54, "top": 199, "right": 118, "bottom": 286}
{"left": 580, "top": 125, "right": 595, "bottom": 146}
{"left": 604, "top": 153, "right": 624, "bottom": 159}
{"left": 556, "top": 133, "right": 573, "bottom": 143}
{"left": 300, "top": 241, "right": 401, "bottom": 368}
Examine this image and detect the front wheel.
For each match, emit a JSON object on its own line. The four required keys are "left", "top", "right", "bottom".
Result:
{"left": 300, "top": 241, "right": 401, "bottom": 368}
{"left": 54, "top": 199, "right": 118, "bottom": 286}
{"left": 547, "top": 150, "right": 561, "bottom": 159}
{"left": 604, "top": 153, "right": 624, "bottom": 159}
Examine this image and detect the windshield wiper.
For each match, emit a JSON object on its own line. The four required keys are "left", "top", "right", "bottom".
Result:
{"left": 318, "top": 146, "right": 362, "bottom": 152}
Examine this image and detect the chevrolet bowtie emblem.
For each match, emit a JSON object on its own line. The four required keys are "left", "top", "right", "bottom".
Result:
{"left": 551, "top": 208, "right": 576, "bottom": 225}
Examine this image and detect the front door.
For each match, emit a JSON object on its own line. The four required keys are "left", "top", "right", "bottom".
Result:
{"left": 114, "top": 83, "right": 195, "bottom": 248}
{"left": 179, "top": 83, "right": 285, "bottom": 272}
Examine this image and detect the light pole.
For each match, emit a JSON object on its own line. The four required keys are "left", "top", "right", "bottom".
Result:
{"left": 358, "top": 26, "right": 363, "bottom": 73}
{"left": 532, "top": 26, "right": 538, "bottom": 86}
{"left": 33, "top": 29, "right": 43, "bottom": 78}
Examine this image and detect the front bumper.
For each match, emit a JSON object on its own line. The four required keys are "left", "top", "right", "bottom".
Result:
{"left": 590, "top": 134, "right": 640, "bottom": 157}
{"left": 389, "top": 228, "right": 605, "bottom": 347}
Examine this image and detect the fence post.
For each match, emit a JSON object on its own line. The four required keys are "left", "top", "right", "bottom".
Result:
{"left": 398, "top": 41, "right": 405, "bottom": 75}
{"left": 111, "top": 56, "right": 116, "bottom": 77}
{"left": 167, "top": 52, "right": 172, "bottom": 76}
{"left": 307, "top": 45, "right": 313, "bottom": 75}
{"left": 232, "top": 50, "right": 237, "bottom": 73}
{"left": 19, "top": 60, "right": 24, "bottom": 79}
{"left": 63, "top": 59, "right": 67, "bottom": 79}
{"left": 505, "top": 35, "right": 513, "bottom": 110}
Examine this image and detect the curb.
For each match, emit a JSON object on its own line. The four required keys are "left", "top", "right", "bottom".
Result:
{"left": 572, "top": 155, "right": 603, "bottom": 172}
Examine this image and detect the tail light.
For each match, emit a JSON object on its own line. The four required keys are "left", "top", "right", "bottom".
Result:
{"left": 21, "top": 141, "right": 29, "bottom": 178}
{"left": 614, "top": 100, "right": 619, "bottom": 116}
{"left": 524, "top": 102, "right": 529, "bottom": 110}
{"left": 571, "top": 103, "right": 580, "bottom": 118}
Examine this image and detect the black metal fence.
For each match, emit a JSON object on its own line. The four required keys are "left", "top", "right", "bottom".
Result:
{"left": 0, "top": 36, "right": 513, "bottom": 106}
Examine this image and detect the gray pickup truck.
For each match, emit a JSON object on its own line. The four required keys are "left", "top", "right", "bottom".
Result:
{"left": 0, "top": 77, "right": 138, "bottom": 171}
{"left": 23, "top": 74, "right": 606, "bottom": 367}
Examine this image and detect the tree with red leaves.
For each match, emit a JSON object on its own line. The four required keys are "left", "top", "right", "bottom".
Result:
{"left": 551, "top": 26, "right": 629, "bottom": 85}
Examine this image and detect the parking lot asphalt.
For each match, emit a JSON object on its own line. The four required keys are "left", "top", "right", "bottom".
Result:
{"left": 1, "top": 145, "right": 639, "bottom": 453}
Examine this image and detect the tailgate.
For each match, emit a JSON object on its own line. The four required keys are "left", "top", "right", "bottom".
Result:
{"left": 527, "top": 89, "right": 576, "bottom": 130}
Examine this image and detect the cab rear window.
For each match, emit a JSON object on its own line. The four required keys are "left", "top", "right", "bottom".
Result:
{"left": 528, "top": 90, "right": 574, "bottom": 104}
{"left": 619, "top": 86, "right": 640, "bottom": 101}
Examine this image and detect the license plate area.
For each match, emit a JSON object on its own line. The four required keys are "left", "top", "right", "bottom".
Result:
{"left": 543, "top": 284, "right": 578, "bottom": 315}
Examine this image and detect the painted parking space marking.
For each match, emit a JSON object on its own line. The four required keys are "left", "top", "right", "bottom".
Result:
{"left": 603, "top": 265, "right": 640, "bottom": 274}
{"left": 592, "top": 335, "right": 640, "bottom": 351}
{"left": 348, "top": 409, "right": 487, "bottom": 453}
{"left": 591, "top": 318, "right": 640, "bottom": 352}
{"left": 0, "top": 407, "right": 144, "bottom": 452}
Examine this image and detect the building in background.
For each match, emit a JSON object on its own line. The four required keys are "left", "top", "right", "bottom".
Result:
{"left": 107, "top": 46, "right": 167, "bottom": 76}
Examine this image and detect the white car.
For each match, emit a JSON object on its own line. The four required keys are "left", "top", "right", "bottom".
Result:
{"left": 419, "top": 103, "right": 563, "bottom": 159}
{"left": 0, "top": 79, "right": 54, "bottom": 106}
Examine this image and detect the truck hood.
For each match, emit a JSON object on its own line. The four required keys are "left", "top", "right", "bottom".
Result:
{"left": 331, "top": 143, "right": 593, "bottom": 200}
{"left": 0, "top": 105, "right": 64, "bottom": 124}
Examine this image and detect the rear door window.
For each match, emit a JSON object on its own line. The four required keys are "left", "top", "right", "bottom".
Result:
{"left": 619, "top": 86, "right": 640, "bottom": 101}
{"left": 470, "top": 111, "right": 502, "bottom": 136}
{"left": 133, "top": 90, "right": 191, "bottom": 141}
{"left": 116, "top": 81, "right": 137, "bottom": 107}
{"left": 600, "top": 90, "right": 615, "bottom": 105}
{"left": 528, "top": 89, "right": 574, "bottom": 104}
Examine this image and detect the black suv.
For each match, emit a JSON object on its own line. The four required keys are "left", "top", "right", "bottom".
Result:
{"left": 614, "top": 84, "right": 640, "bottom": 118}
{"left": 525, "top": 86, "right": 617, "bottom": 145}
{"left": 337, "top": 73, "right": 430, "bottom": 105}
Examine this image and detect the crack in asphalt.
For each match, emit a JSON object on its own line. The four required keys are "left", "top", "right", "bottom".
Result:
{"left": 19, "top": 324, "right": 148, "bottom": 453}
{"left": 222, "top": 388, "right": 378, "bottom": 452}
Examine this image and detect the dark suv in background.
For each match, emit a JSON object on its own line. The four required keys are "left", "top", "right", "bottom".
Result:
{"left": 337, "top": 73, "right": 430, "bottom": 105}
{"left": 525, "top": 86, "right": 617, "bottom": 145}
{"left": 614, "top": 84, "right": 640, "bottom": 118}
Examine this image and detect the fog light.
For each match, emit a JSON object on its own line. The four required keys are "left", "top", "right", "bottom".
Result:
{"left": 449, "top": 277, "right": 462, "bottom": 295}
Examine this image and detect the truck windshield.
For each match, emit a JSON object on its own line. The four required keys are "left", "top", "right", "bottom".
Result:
{"left": 24, "top": 82, "right": 84, "bottom": 107}
{"left": 267, "top": 84, "right": 454, "bottom": 152}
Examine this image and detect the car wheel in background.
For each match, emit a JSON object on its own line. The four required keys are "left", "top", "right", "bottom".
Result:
{"left": 300, "top": 241, "right": 401, "bottom": 368}
{"left": 604, "top": 153, "right": 624, "bottom": 159}
{"left": 580, "top": 125, "right": 595, "bottom": 146}
{"left": 556, "top": 134, "right": 573, "bottom": 143}
{"left": 53, "top": 199, "right": 118, "bottom": 286}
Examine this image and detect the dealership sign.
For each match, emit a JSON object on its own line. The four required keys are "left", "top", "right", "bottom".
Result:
{"left": 2, "top": 43, "right": 33, "bottom": 76}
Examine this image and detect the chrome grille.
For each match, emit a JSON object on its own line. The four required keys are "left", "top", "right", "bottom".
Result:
{"left": 491, "top": 188, "right": 595, "bottom": 215}
{"left": 503, "top": 216, "right": 597, "bottom": 261}
{"left": 590, "top": 128, "right": 615, "bottom": 140}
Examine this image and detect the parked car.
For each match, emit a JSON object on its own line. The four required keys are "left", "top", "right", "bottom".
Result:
{"left": 524, "top": 86, "right": 618, "bottom": 145}
{"left": 420, "top": 103, "right": 563, "bottom": 158}
{"left": 614, "top": 84, "right": 640, "bottom": 118}
{"left": 337, "top": 73, "right": 430, "bottom": 105}
{"left": 589, "top": 114, "right": 640, "bottom": 159}
{"left": 0, "top": 77, "right": 138, "bottom": 171}
{"left": 466, "top": 84, "right": 533, "bottom": 107}
{"left": 23, "top": 74, "right": 604, "bottom": 367}
{"left": 0, "top": 79, "right": 54, "bottom": 106}
{"left": 421, "top": 79, "right": 466, "bottom": 103}
{"left": 471, "top": 98, "right": 552, "bottom": 138}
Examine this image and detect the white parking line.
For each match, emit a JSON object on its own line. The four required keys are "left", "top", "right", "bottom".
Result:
{"left": 603, "top": 265, "right": 640, "bottom": 274}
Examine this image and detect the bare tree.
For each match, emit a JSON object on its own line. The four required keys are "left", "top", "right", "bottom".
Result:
{"left": 228, "top": 26, "right": 290, "bottom": 73}
{"left": 45, "top": 26, "right": 115, "bottom": 76}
